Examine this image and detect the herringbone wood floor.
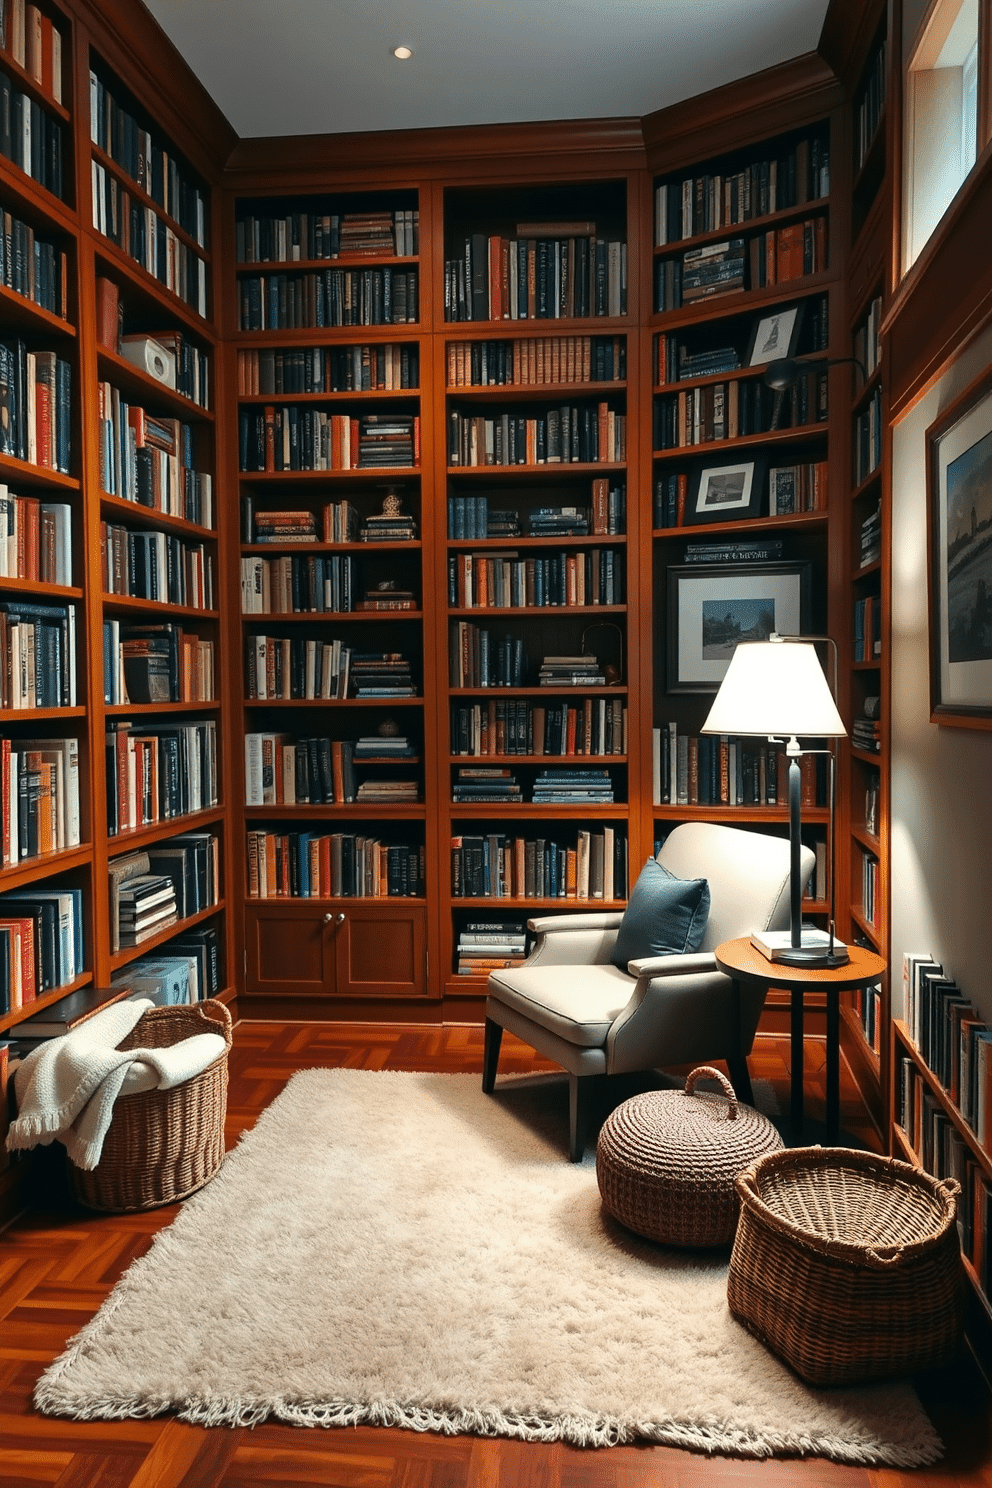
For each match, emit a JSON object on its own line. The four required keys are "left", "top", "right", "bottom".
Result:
{"left": 1, "top": 1021, "right": 990, "bottom": 1488}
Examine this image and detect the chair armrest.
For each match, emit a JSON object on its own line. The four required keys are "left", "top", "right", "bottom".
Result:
{"left": 626, "top": 951, "right": 718, "bottom": 978}
{"left": 528, "top": 912, "right": 624, "bottom": 934}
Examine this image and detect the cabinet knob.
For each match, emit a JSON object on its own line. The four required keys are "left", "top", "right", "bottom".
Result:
{"left": 323, "top": 911, "right": 346, "bottom": 926}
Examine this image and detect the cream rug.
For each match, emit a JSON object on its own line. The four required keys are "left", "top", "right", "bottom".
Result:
{"left": 37, "top": 1069, "right": 943, "bottom": 1465}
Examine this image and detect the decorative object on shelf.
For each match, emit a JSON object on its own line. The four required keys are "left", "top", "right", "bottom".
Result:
{"left": 747, "top": 303, "right": 804, "bottom": 367}
{"left": 377, "top": 718, "right": 401, "bottom": 738}
{"left": 596, "top": 1066, "right": 783, "bottom": 1247}
{"left": 381, "top": 488, "right": 403, "bottom": 518}
{"left": 581, "top": 622, "right": 623, "bottom": 685}
{"left": 666, "top": 560, "right": 811, "bottom": 693}
{"left": 728, "top": 1145, "right": 965, "bottom": 1386}
{"left": 686, "top": 459, "right": 765, "bottom": 525}
{"left": 702, "top": 633, "right": 847, "bottom": 967}
{"left": 925, "top": 362, "right": 992, "bottom": 728}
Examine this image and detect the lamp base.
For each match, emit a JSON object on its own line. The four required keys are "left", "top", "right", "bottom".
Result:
{"left": 773, "top": 944, "right": 851, "bottom": 969}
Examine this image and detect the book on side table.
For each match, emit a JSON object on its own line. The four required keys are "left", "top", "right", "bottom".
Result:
{"left": 750, "top": 927, "right": 848, "bottom": 963}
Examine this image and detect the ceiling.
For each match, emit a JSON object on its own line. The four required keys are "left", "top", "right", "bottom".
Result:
{"left": 140, "top": 0, "right": 833, "bottom": 143}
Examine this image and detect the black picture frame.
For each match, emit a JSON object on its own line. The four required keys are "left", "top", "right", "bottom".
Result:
{"left": 666, "top": 560, "right": 813, "bottom": 693}
{"left": 746, "top": 302, "right": 804, "bottom": 368}
{"left": 685, "top": 458, "right": 766, "bottom": 525}
{"left": 926, "top": 364, "right": 992, "bottom": 729}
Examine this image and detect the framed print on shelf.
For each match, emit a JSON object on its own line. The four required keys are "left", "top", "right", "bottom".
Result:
{"left": 667, "top": 560, "right": 812, "bottom": 693}
{"left": 686, "top": 459, "right": 765, "bottom": 525}
{"left": 926, "top": 365, "right": 992, "bottom": 729}
{"left": 747, "top": 303, "right": 803, "bottom": 367}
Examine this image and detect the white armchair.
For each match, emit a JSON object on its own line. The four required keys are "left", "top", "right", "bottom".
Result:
{"left": 482, "top": 821, "right": 814, "bottom": 1159}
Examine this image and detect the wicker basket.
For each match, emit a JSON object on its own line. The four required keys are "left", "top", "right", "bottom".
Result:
{"left": 596, "top": 1066, "right": 783, "bottom": 1247}
{"left": 70, "top": 999, "right": 233, "bottom": 1214}
{"left": 728, "top": 1145, "right": 965, "bottom": 1385}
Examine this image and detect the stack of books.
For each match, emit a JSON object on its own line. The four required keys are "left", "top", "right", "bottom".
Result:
{"left": 353, "top": 733, "right": 416, "bottom": 759}
{"left": 355, "top": 585, "right": 416, "bottom": 611}
{"left": 527, "top": 506, "right": 589, "bottom": 536}
{"left": 677, "top": 344, "right": 741, "bottom": 379}
{"left": 538, "top": 654, "right": 606, "bottom": 686}
{"left": 358, "top": 415, "right": 417, "bottom": 468}
{"left": 349, "top": 652, "right": 416, "bottom": 696}
{"left": 252, "top": 508, "right": 317, "bottom": 544}
{"left": 456, "top": 919, "right": 528, "bottom": 975}
{"left": 452, "top": 767, "right": 522, "bottom": 804}
{"left": 852, "top": 714, "right": 882, "bottom": 753}
{"left": 360, "top": 508, "right": 417, "bottom": 542}
{"left": 487, "top": 508, "right": 522, "bottom": 537}
{"left": 681, "top": 238, "right": 746, "bottom": 303}
{"left": 355, "top": 778, "right": 419, "bottom": 803}
{"left": 116, "top": 872, "right": 177, "bottom": 947}
{"left": 321, "top": 499, "right": 361, "bottom": 543}
{"left": 860, "top": 502, "right": 882, "bottom": 567}
{"left": 338, "top": 211, "right": 398, "bottom": 257}
{"left": 531, "top": 769, "right": 613, "bottom": 803}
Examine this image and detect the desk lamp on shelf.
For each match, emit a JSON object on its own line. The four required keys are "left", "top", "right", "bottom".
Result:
{"left": 701, "top": 633, "right": 849, "bottom": 968}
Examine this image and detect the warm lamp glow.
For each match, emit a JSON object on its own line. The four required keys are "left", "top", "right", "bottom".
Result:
{"left": 701, "top": 639, "right": 846, "bottom": 741}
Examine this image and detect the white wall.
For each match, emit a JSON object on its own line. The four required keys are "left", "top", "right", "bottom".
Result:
{"left": 890, "top": 326, "right": 992, "bottom": 1018}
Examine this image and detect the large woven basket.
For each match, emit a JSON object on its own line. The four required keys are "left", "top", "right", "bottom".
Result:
{"left": 728, "top": 1145, "right": 964, "bottom": 1385}
{"left": 70, "top": 999, "right": 233, "bottom": 1214}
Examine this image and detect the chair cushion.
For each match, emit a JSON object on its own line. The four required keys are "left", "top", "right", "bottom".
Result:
{"left": 487, "top": 963, "right": 634, "bottom": 1047}
{"left": 609, "top": 858, "right": 710, "bottom": 970}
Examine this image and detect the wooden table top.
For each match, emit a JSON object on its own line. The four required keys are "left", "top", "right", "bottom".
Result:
{"left": 714, "top": 935, "right": 887, "bottom": 989}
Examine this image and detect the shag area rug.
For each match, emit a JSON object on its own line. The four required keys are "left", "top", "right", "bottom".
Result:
{"left": 37, "top": 1068, "right": 943, "bottom": 1465}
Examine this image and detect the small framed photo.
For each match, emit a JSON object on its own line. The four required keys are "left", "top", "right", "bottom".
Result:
{"left": 926, "top": 365, "right": 992, "bottom": 729}
{"left": 747, "top": 303, "right": 803, "bottom": 368}
{"left": 686, "top": 459, "right": 765, "bottom": 525}
{"left": 667, "top": 560, "right": 812, "bottom": 692}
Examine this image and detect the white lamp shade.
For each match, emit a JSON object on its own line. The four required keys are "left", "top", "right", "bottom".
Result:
{"left": 701, "top": 640, "right": 846, "bottom": 738}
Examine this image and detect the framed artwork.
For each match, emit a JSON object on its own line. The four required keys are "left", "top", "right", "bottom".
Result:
{"left": 686, "top": 459, "right": 765, "bottom": 525}
{"left": 926, "top": 366, "right": 992, "bottom": 728}
{"left": 747, "top": 303, "right": 803, "bottom": 367}
{"left": 667, "top": 560, "right": 812, "bottom": 692}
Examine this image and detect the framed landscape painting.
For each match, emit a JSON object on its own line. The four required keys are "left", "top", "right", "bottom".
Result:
{"left": 667, "top": 560, "right": 811, "bottom": 692}
{"left": 686, "top": 459, "right": 765, "bottom": 525}
{"left": 927, "top": 366, "right": 992, "bottom": 728}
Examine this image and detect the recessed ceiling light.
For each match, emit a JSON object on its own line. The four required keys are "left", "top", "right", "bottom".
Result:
{"left": 392, "top": 45, "right": 413, "bottom": 60}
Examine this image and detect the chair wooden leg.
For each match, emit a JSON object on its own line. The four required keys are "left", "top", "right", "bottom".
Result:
{"left": 568, "top": 1073, "right": 591, "bottom": 1162}
{"left": 481, "top": 1018, "right": 503, "bottom": 1093}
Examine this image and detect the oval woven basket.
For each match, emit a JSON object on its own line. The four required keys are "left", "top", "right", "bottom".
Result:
{"left": 70, "top": 999, "right": 233, "bottom": 1214}
{"left": 728, "top": 1145, "right": 965, "bottom": 1385}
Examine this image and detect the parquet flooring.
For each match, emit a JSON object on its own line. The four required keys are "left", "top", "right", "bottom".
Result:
{"left": 1, "top": 1021, "right": 990, "bottom": 1488}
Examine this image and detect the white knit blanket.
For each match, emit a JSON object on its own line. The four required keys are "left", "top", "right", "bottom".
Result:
{"left": 7, "top": 998, "right": 227, "bottom": 1170}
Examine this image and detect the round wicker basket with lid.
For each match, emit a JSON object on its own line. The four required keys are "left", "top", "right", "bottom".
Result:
{"left": 596, "top": 1065, "right": 783, "bottom": 1247}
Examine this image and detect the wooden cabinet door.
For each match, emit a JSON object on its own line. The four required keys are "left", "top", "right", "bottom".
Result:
{"left": 335, "top": 905, "right": 427, "bottom": 999}
{"left": 245, "top": 902, "right": 427, "bottom": 999}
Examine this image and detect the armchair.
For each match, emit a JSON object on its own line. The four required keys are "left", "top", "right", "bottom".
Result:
{"left": 482, "top": 821, "right": 815, "bottom": 1160}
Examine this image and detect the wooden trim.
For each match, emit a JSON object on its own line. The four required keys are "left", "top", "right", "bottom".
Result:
{"left": 818, "top": 0, "right": 886, "bottom": 91}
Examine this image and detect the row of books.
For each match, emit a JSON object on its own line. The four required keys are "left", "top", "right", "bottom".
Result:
{"left": 653, "top": 131, "right": 830, "bottom": 244}
{"left": 91, "top": 164, "right": 207, "bottom": 319}
{"left": 0, "top": 490, "right": 71, "bottom": 585}
{"left": 652, "top": 725, "right": 829, "bottom": 808}
{"left": 448, "top": 404, "right": 625, "bottom": 468}
{"left": 0, "top": 200, "right": 67, "bottom": 316}
{"left": 654, "top": 218, "right": 827, "bottom": 311}
{"left": 235, "top": 208, "right": 419, "bottom": 264}
{"left": 236, "top": 343, "right": 419, "bottom": 397}
{"left": 246, "top": 830, "right": 425, "bottom": 899}
{"left": 902, "top": 954, "right": 992, "bottom": 1149}
{"left": 0, "top": 597, "right": 75, "bottom": 708}
{"left": 853, "top": 594, "right": 882, "bottom": 663}
{"left": 242, "top": 500, "right": 418, "bottom": 547}
{"left": 769, "top": 461, "right": 829, "bottom": 514}
{"left": 88, "top": 69, "right": 207, "bottom": 247}
{"left": 444, "top": 230, "right": 627, "bottom": 323}
{"left": 113, "top": 926, "right": 220, "bottom": 1005}
{"left": 102, "top": 523, "right": 213, "bottom": 609}
{"left": 0, "top": 339, "right": 71, "bottom": 472}
{"left": 447, "top": 548, "right": 623, "bottom": 609}
{"left": 451, "top": 826, "right": 628, "bottom": 901}
{"left": 856, "top": 41, "right": 887, "bottom": 171}
{"left": 860, "top": 849, "right": 879, "bottom": 926}
{"left": 239, "top": 408, "right": 419, "bottom": 473}
{"left": 241, "top": 555, "right": 397, "bottom": 616}
{"left": 238, "top": 267, "right": 419, "bottom": 331}
{"left": 455, "top": 918, "right": 528, "bottom": 975}
{"left": 853, "top": 294, "right": 883, "bottom": 388}
{"left": 451, "top": 697, "right": 627, "bottom": 758}
{"left": 94, "top": 276, "right": 210, "bottom": 410}
{"left": 245, "top": 636, "right": 417, "bottom": 701}
{"left": 656, "top": 335, "right": 740, "bottom": 387}
{"left": 0, "top": 68, "right": 64, "bottom": 199}
{"left": 652, "top": 373, "right": 827, "bottom": 449}
{"left": 453, "top": 765, "right": 614, "bottom": 804}
{"left": 109, "top": 836, "right": 219, "bottom": 952}
{"left": 245, "top": 733, "right": 417, "bottom": 806}
{"left": 0, "top": 885, "right": 83, "bottom": 1013}
{"left": 448, "top": 624, "right": 526, "bottom": 689}
{"left": 446, "top": 336, "right": 626, "bottom": 388}
{"left": 1, "top": 2, "right": 63, "bottom": 104}
{"left": 0, "top": 735, "right": 79, "bottom": 865}
{"left": 854, "top": 386, "right": 883, "bottom": 485}
{"left": 105, "top": 720, "right": 218, "bottom": 837}
{"left": 97, "top": 385, "right": 212, "bottom": 527}
{"left": 103, "top": 621, "right": 215, "bottom": 705}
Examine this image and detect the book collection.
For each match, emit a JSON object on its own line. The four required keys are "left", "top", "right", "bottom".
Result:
{"left": 91, "top": 165, "right": 207, "bottom": 317}
{"left": 0, "top": 736, "right": 80, "bottom": 864}
{"left": 109, "top": 925, "right": 219, "bottom": 1006}
{"left": 853, "top": 293, "right": 883, "bottom": 386}
{"left": 104, "top": 720, "right": 218, "bottom": 835}
{"left": 101, "top": 522, "right": 213, "bottom": 608}
{"left": 446, "top": 336, "right": 626, "bottom": 387}
{"left": 237, "top": 265, "right": 419, "bottom": 329}
{"left": 859, "top": 499, "right": 881, "bottom": 566}
{"left": 235, "top": 207, "right": 419, "bottom": 263}
{"left": 116, "top": 871, "right": 178, "bottom": 948}
{"left": 860, "top": 848, "right": 879, "bottom": 926}
{"left": 653, "top": 373, "right": 827, "bottom": 449}
{"left": 97, "top": 388, "right": 212, "bottom": 526}
{"left": 455, "top": 918, "right": 527, "bottom": 975}
{"left": 0, "top": 597, "right": 75, "bottom": 707}
{"left": 851, "top": 696, "right": 882, "bottom": 754}
{"left": 108, "top": 836, "right": 218, "bottom": 952}
{"left": 246, "top": 733, "right": 418, "bottom": 806}
{"left": 653, "top": 129, "right": 830, "bottom": 244}
{"left": 0, "top": 491, "right": 70, "bottom": 585}
{"left": 0, "top": 884, "right": 83, "bottom": 1013}
{"left": 450, "top": 697, "right": 627, "bottom": 757}
{"left": 103, "top": 621, "right": 215, "bottom": 705}
{"left": 0, "top": 1, "right": 63, "bottom": 103}
{"left": 0, "top": 340, "right": 71, "bottom": 472}
{"left": 450, "top": 825, "right": 628, "bottom": 901}
{"left": 447, "top": 482, "right": 625, "bottom": 538}
{"left": 656, "top": 336, "right": 740, "bottom": 386}
{"left": 855, "top": 39, "right": 887, "bottom": 170}
{"left": 0, "top": 200, "right": 67, "bottom": 315}
{"left": 652, "top": 724, "right": 828, "bottom": 808}
{"left": 238, "top": 407, "right": 419, "bottom": 472}
{"left": 532, "top": 768, "right": 614, "bottom": 803}
{"left": 452, "top": 767, "right": 521, "bottom": 804}
{"left": 538, "top": 654, "right": 607, "bottom": 686}
{"left": 245, "top": 636, "right": 416, "bottom": 700}
{"left": 94, "top": 277, "right": 210, "bottom": 409}
{"left": 768, "top": 460, "right": 828, "bottom": 513}
{"left": 236, "top": 342, "right": 419, "bottom": 395}
{"left": 854, "top": 385, "right": 882, "bottom": 483}
{"left": 853, "top": 593, "right": 882, "bottom": 663}
{"left": 246, "top": 830, "right": 425, "bottom": 899}
{"left": 146, "top": 831, "right": 219, "bottom": 921}
{"left": 444, "top": 227, "right": 627, "bottom": 322}
{"left": 449, "top": 625, "right": 526, "bottom": 688}
{"left": 448, "top": 547, "right": 622, "bottom": 610}
{"left": 0, "top": 65, "right": 64, "bottom": 198}
{"left": 448, "top": 402, "right": 625, "bottom": 466}
{"left": 360, "top": 504, "right": 416, "bottom": 542}
{"left": 240, "top": 553, "right": 367, "bottom": 614}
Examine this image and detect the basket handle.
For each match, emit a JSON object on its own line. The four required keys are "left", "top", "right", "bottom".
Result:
{"left": 684, "top": 1065, "right": 738, "bottom": 1120}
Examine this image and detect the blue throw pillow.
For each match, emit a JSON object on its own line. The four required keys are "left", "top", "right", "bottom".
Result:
{"left": 610, "top": 858, "right": 710, "bottom": 970}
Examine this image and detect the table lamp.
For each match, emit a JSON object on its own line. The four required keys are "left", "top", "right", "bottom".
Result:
{"left": 701, "top": 633, "right": 849, "bottom": 967}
